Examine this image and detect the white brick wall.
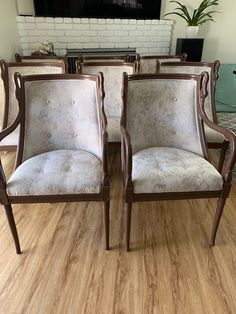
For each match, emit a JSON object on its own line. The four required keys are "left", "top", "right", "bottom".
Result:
{"left": 16, "top": 16, "right": 173, "bottom": 56}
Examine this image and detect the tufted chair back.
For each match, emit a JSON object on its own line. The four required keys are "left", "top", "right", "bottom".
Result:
{"left": 77, "top": 61, "right": 137, "bottom": 118}
{"left": 122, "top": 73, "right": 207, "bottom": 156}
{"left": 0, "top": 61, "right": 65, "bottom": 129}
{"left": 138, "top": 54, "right": 187, "bottom": 74}
{"left": 158, "top": 61, "right": 220, "bottom": 123}
{"left": 14, "top": 74, "right": 104, "bottom": 163}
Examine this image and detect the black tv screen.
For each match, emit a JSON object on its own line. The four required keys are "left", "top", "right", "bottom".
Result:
{"left": 34, "top": 0, "right": 162, "bottom": 20}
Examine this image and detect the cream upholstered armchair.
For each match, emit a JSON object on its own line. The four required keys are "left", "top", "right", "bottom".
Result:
{"left": 121, "top": 72, "right": 236, "bottom": 251}
{"left": 0, "top": 60, "right": 65, "bottom": 151}
{"left": 137, "top": 53, "right": 187, "bottom": 74}
{"left": 157, "top": 61, "right": 227, "bottom": 172}
{"left": 15, "top": 53, "right": 68, "bottom": 72}
{"left": 0, "top": 73, "right": 109, "bottom": 253}
{"left": 76, "top": 61, "right": 139, "bottom": 144}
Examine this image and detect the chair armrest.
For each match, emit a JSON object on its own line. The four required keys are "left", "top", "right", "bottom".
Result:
{"left": 120, "top": 125, "right": 133, "bottom": 193}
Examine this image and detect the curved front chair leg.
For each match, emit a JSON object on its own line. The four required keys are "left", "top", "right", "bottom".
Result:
{"left": 210, "top": 197, "right": 226, "bottom": 246}
{"left": 104, "top": 201, "right": 110, "bottom": 250}
{"left": 218, "top": 140, "right": 229, "bottom": 173}
{"left": 4, "top": 205, "right": 21, "bottom": 254}
{"left": 125, "top": 202, "right": 132, "bottom": 252}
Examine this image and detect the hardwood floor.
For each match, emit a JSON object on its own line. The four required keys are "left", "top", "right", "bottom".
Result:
{"left": 0, "top": 150, "right": 236, "bottom": 313}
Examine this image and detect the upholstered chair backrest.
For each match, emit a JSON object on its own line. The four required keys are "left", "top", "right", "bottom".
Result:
{"left": 78, "top": 62, "right": 136, "bottom": 117}
{"left": 15, "top": 74, "right": 103, "bottom": 163}
{"left": 158, "top": 62, "right": 219, "bottom": 122}
{"left": 139, "top": 55, "right": 185, "bottom": 74}
{"left": 1, "top": 61, "right": 65, "bottom": 127}
{"left": 0, "top": 67, "right": 5, "bottom": 129}
{"left": 123, "top": 74, "right": 206, "bottom": 156}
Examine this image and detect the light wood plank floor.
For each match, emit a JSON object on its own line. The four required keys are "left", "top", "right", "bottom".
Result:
{"left": 0, "top": 150, "right": 236, "bottom": 314}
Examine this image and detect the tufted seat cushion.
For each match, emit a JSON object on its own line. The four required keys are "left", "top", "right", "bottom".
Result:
{"left": 107, "top": 116, "right": 121, "bottom": 142}
{"left": 7, "top": 150, "right": 102, "bottom": 196}
{"left": 132, "top": 147, "right": 223, "bottom": 194}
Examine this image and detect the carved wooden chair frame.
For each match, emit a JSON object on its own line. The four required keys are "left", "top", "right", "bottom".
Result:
{"left": 0, "top": 60, "right": 65, "bottom": 151}
{"left": 121, "top": 72, "right": 236, "bottom": 251}
{"left": 0, "top": 73, "right": 110, "bottom": 254}
{"left": 157, "top": 60, "right": 228, "bottom": 172}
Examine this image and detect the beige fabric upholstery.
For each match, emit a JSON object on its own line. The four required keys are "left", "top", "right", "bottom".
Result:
{"left": 159, "top": 64, "right": 224, "bottom": 144}
{"left": 140, "top": 57, "right": 181, "bottom": 74}
{"left": 0, "top": 67, "right": 4, "bottom": 129}
{"left": 22, "top": 79, "right": 102, "bottom": 162}
{"left": 81, "top": 64, "right": 135, "bottom": 117}
{"left": 107, "top": 116, "right": 121, "bottom": 142}
{"left": 7, "top": 150, "right": 102, "bottom": 196}
{"left": 132, "top": 147, "right": 223, "bottom": 194}
{"left": 7, "top": 65, "right": 64, "bottom": 126}
{"left": 126, "top": 79, "right": 204, "bottom": 156}
{"left": 0, "top": 127, "right": 19, "bottom": 148}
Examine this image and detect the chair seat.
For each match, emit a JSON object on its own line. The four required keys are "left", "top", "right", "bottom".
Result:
{"left": 205, "top": 125, "right": 225, "bottom": 143}
{"left": 7, "top": 150, "right": 102, "bottom": 196}
{"left": 132, "top": 147, "right": 223, "bottom": 194}
{"left": 0, "top": 127, "right": 19, "bottom": 150}
{"left": 107, "top": 116, "right": 121, "bottom": 142}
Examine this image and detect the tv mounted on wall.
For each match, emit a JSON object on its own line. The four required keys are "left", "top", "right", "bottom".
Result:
{"left": 33, "top": 0, "right": 162, "bottom": 20}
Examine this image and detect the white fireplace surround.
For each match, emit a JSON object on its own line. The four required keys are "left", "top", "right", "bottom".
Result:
{"left": 16, "top": 16, "right": 173, "bottom": 56}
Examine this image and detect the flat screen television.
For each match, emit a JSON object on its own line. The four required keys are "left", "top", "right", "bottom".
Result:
{"left": 33, "top": 0, "right": 162, "bottom": 20}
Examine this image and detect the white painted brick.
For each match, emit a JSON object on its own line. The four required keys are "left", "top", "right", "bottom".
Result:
{"left": 165, "top": 25, "right": 172, "bottom": 31}
{"left": 129, "top": 31, "right": 143, "bottom": 37}
{"left": 47, "top": 30, "right": 64, "bottom": 36}
{"left": 81, "top": 31, "right": 97, "bottom": 36}
{"left": 129, "top": 42, "right": 142, "bottom": 48}
{"left": 35, "top": 17, "right": 45, "bottom": 23}
{"left": 160, "top": 20, "right": 166, "bottom": 24}
{"left": 106, "top": 24, "right": 121, "bottom": 30}
{"left": 84, "top": 43, "right": 99, "bottom": 48}
{"left": 98, "top": 19, "right": 106, "bottom": 24}
{"left": 59, "top": 49, "right": 66, "bottom": 55}
{"left": 114, "top": 19, "right": 121, "bottom": 24}
{"left": 157, "top": 42, "right": 170, "bottom": 48}
{"left": 145, "top": 20, "right": 152, "bottom": 25}
{"left": 54, "top": 43, "right": 67, "bottom": 49}
{"left": 29, "top": 30, "right": 46, "bottom": 36}
{"left": 55, "top": 18, "right": 63, "bottom": 23}
{"left": 16, "top": 16, "right": 25, "bottom": 22}
{"left": 150, "top": 48, "right": 166, "bottom": 54}
{"left": 137, "top": 48, "right": 149, "bottom": 54}
{"left": 137, "top": 37, "right": 150, "bottom": 42}
{"left": 158, "top": 31, "right": 171, "bottom": 37}
{"left": 20, "top": 37, "right": 35, "bottom": 43}
{"left": 23, "top": 49, "right": 30, "bottom": 55}
{"left": 37, "top": 23, "right": 54, "bottom": 30}
{"left": 90, "top": 25, "right": 106, "bottom": 30}
{"left": 56, "top": 24, "right": 72, "bottom": 30}
{"left": 73, "top": 18, "right": 81, "bottom": 23}
{"left": 30, "top": 43, "right": 39, "bottom": 49}
{"left": 121, "top": 19, "right": 129, "bottom": 25}
{"left": 143, "top": 30, "right": 158, "bottom": 37}
{"left": 129, "top": 19, "right": 136, "bottom": 24}
{"left": 93, "top": 37, "right": 107, "bottom": 43}
{"left": 113, "top": 30, "right": 128, "bottom": 37}
{"left": 122, "top": 37, "right": 136, "bottom": 43}
{"left": 143, "top": 42, "right": 157, "bottom": 48}
{"left": 25, "top": 16, "right": 35, "bottom": 23}
{"left": 81, "top": 18, "right": 89, "bottom": 23}
{"left": 166, "top": 20, "right": 174, "bottom": 25}
{"left": 21, "top": 23, "right": 35, "bottom": 30}
{"left": 100, "top": 43, "right": 115, "bottom": 48}
{"left": 18, "top": 29, "right": 28, "bottom": 37}
{"left": 75, "top": 37, "right": 91, "bottom": 43}
{"left": 151, "top": 25, "right": 165, "bottom": 31}
{"left": 73, "top": 24, "right": 89, "bottom": 30}
{"left": 137, "top": 20, "right": 144, "bottom": 25}
{"left": 137, "top": 25, "right": 150, "bottom": 31}
{"left": 163, "top": 48, "right": 170, "bottom": 53}
{"left": 114, "top": 43, "right": 129, "bottom": 48}
{"left": 22, "top": 43, "right": 30, "bottom": 49}
{"left": 45, "top": 17, "right": 54, "bottom": 23}
{"left": 89, "top": 18, "right": 98, "bottom": 24}
{"left": 64, "top": 18, "right": 72, "bottom": 23}
{"left": 58, "top": 37, "right": 74, "bottom": 43}
{"left": 65, "top": 30, "right": 83, "bottom": 36}
{"left": 67, "top": 43, "right": 83, "bottom": 49}
{"left": 108, "top": 37, "right": 122, "bottom": 43}
{"left": 98, "top": 30, "right": 113, "bottom": 37}
{"left": 122, "top": 24, "right": 136, "bottom": 30}
{"left": 105, "top": 19, "right": 114, "bottom": 24}
{"left": 151, "top": 20, "right": 160, "bottom": 25}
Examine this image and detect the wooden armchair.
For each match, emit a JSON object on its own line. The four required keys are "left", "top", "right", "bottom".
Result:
{"left": 0, "top": 60, "right": 65, "bottom": 151}
{"left": 121, "top": 72, "right": 236, "bottom": 251}
{"left": 157, "top": 61, "right": 227, "bottom": 172}
{"left": 0, "top": 73, "right": 109, "bottom": 253}
{"left": 137, "top": 53, "right": 187, "bottom": 73}
{"left": 15, "top": 53, "right": 69, "bottom": 73}
{"left": 76, "top": 60, "right": 139, "bottom": 145}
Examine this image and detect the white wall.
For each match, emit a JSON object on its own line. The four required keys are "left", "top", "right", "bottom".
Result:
{"left": 0, "top": 0, "right": 20, "bottom": 61}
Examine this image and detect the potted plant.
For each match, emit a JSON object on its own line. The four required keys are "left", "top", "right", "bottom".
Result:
{"left": 164, "top": 0, "right": 220, "bottom": 38}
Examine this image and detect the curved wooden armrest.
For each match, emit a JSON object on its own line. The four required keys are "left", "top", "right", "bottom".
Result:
{"left": 120, "top": 125, "right": 133, "bottom": 189}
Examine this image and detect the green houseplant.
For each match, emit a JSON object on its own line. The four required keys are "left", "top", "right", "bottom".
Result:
{"left": 165, "top": 0, "right": 220, "bottom": 38}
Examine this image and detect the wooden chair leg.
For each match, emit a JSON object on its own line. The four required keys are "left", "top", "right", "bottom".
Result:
{"left": 104, "top": 201, "right": 109, "bottom": 250}
{"left": 218, "top": 141, "right": 229, "bottom": 173}
{"left": 4, "top": 204, "right": 21, "bottom": 254}
{"left": 125, "top": 202, "right": 132, "bottom": 252}
{"left": 210, "top": 197, "right": 226, "bottom": 246}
